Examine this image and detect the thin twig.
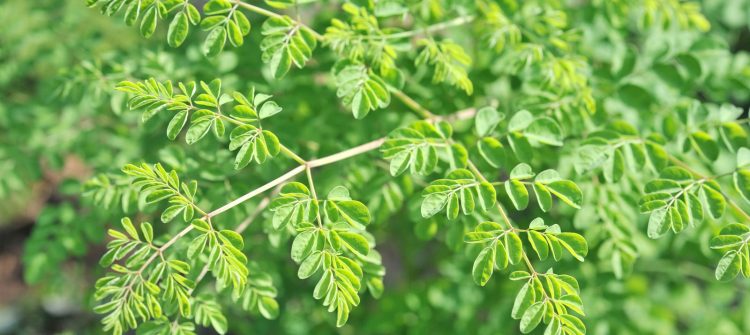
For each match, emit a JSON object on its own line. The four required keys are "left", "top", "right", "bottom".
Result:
{"left": 207, "top": 165, "right": 306, "bottom": 218}
{"left": 305, "top": 167, "right": 324, "bottom": 226}
{"left": 280, "top": 143, "right": 307, "bottom": 165}
{"left": 390, "top": 89, "right": 434, "bottom": 118}
{"left": 307, "top": 138, "right": 385, "bottom": 168}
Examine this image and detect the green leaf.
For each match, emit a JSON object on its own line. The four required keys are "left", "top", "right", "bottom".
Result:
{"left": 167, "top": 12, "right": 189, "bottom": 47}
{"left": 646, "top": 142, "right": 669, "bottom": 171}
{"left": 508, "top": 110, "right": 533, "bottom": 132}
{"left": 383, "top": 122, "right": 443, "bottom": 176}
{"left": 546, "top": 180, "right": 583, "bottom": 209}
{"left": 121, "top": 217, "right": 138, "bottom": 240}
{"left": 527, "top": 230, "right": 549, "bottom": 260}
{"left": 737, "top": 147, "right": 750, "bottom": 168}
{"left": 219, "top": 230, "right": 244, "bottom": 249}
{"left": 689, "top": 131, "right": 719, "bottom": 161}
{"left": 186, "top": 113, "right": 213, "bottom": 144}
{"left": 258, "top": 297, "right": 280, "bottom": 319}
{"left": 512, "top": 282, "right": 534, "bottom": 319}
{"left": 715, "top": 250, "right": 742, "bottom": 281}
{"left": 702, "top": 185, "right": 726, "bottom": 219}
{"left": 337, "top": 231, "right": 369, "bottom": 256}
{"left": 604, "top": 148, "right": 625, "bottom": 182}
{"left": 166, "top": 110, "right": 188, "bottom": 140}
{"left": 261, "top": 16, "right": 317, "bottom": 78}
{"left": 477, "top": 137, "right": 505, "bottom": 168}
{"left": 505, "top": 232, "right": 524, "bottom": 265}
{"left": 525, "top": 117, "right": 563, "bottom": 146}
{"left": 720, "top": 122, "right": 747, "bottom": 151}
{"left": 510, "top": 163, "right": 535, "bottom": 180}
{"left": 647, "top": 208, "right": 669, "bottom": 239}
{"left": 140, "top": 6, "right": 157, "bottom": 38}
{"left": 326, "top": 200, "right": 371, "bottom": 227}
{"left": 192, "top": 219, "right": 211, "bottom": 233}
{"left": 203, "top": 27, "right": 227, "bottom": 57}
{"left": 259, "top": 101, "right": 283, "bottom": 119}
{"left": 298, "top": 252, "right": 323, "bottom": 279}
{"left": 141, "top": 222, "right": 153, "bottom": 243}
{"left": 734, "top": 169, "right": 750, "bottom": 204}
{"left": 472, "top": 246, "right": 496, "bottom": 286}
{"left": 505, "top": 180, "right": 529, "bottom": 210}
{"left": 556, "top": 233, "right": 588, "bottom": 261}
{"left": 161, "top": 205, "right": 184, "bottom": 223}
{"left": 335, "top": 64, "right": 391, "bottom": 118}
{"left": 475, "top": 106, "right": 503, "bottom": 136}
{"left": 415, "top": 39, "right": 473, "bottom": 94}
{"left": 710, "top": 235, "right": 743, "bottom": 249}
{"left": 520, "top": 302, "right": 544, "bottom": 333}
{"left": 227, "top": 20, "right": 244, "bottom": 47}
{"left": 533, "top": 183, "right": 552, "bottom": 212}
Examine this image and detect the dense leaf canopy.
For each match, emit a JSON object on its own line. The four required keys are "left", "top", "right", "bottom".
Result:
{"left": 3, "top": 0, "right": 750, "bottom": 334}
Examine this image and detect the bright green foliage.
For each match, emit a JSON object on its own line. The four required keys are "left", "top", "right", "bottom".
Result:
{"left": 189, "top": 219, "right": 249, "bottom": 297}
{"left": 509, "top": 272, "right": 586, "bottom": 334}
{"left": 10, "top": 0, "right": 750, "bottom": 334}
{"left": 415, "top": 39, "right": 473, "bottom": 94}
{"left": 640, "top": 166, "right": 723, "bottom": 238}
{"left": 474, "top": 109, "right": 566, "bottom": 163}
{"left": 121, "top": 163, "right": 199, "bottom": 223}
{"left": 710, "top": 223, "right": 750, "bottom": 281}
{"left": 261, "top": 16, "right": 318, "bottom": 78}
{"left": 117, "top": 79, "right": 283, "bottom": 169}
{"left": 382, "top": 120, "right": 464, "bottom": 176}
{"left": 240, "top": 262, "right": 281, "bottom": 319}
{"left": 464, "top": 221, "right": 524, "bottom": 285}
{"left": 421, "top": 169, "right": 496, "bottom": 219}
{"left": 504, "top": 164, "right": 583, "bottom": 211}
{"left": 325, "top": 3, "right": 397, "bottom": 74}
{"left": 525, "top": 218, "right": 588, "bottom": 262}
{"left": 95, "top": 217, "right": 195, "bottom": 335}
{"left": 270, "top": 182, "right": 318, "bottom": 230}
{"left": 87, "top": 0, "right": 202, "bottom": 45}
{"left": 193, "top": 297, "right": 228, "bottom": 334}
{"left": 334, "top": 63, "right": 392, "bottom": 119}
{"left": 278, "top": 184, "right": 384, "bottom": 327}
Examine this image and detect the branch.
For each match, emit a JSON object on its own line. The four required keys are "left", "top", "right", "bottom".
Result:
{"left": 207, "top": 165, "right": 306, "bottom": 218}
{"left": 307, "top": 138, "right": 385, "bottom": 168}
{"left": 124, "top": 107, "right": 477, "bottom": 283}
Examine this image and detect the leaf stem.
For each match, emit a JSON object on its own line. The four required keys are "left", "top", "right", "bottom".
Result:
{"left": 280, "top": 143, "right": 307, "bottom": 165}
{"left": 390, "top": 89, "right": 434, "bottom": 118}
{"left": 305, "top": 167, "right": 325, "bottom": 227}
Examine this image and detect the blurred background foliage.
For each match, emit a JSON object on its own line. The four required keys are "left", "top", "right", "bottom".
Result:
{"left": 2, "top": 0, "right": 750, "bottom": 334}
